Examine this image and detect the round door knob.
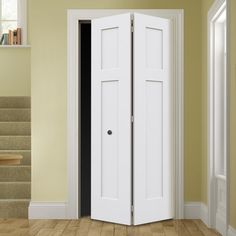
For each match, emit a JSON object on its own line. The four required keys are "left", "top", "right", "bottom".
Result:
{"left": 107, "top": 130, "right": 112, "bottom": 135}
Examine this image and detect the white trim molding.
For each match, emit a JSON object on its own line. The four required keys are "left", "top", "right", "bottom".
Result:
{"left": 29, "top": 202, "right": 67, "bottom": 219}
{"left": 67, "top": 9, "right": 184, "bottom": 219}
{"left": 184, "top": 202, "right": 201, "bottom": 219}
{"left": 17, "top": 0, "right": 28, "bottom": 45}
{"left": 228, "top": 226, "right": 236, "bottom": 236}
{"left": 184, "top": 202, "right": 209, "bottom": 225}
{"left": 200, "top": 203, "right": 209, "bottom": 226}
{"left": 208, "top": 0, "right": 228, "bottom": 232}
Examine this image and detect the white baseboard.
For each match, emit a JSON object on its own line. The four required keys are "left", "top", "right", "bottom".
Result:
{"left": 184, "top": 202, "right": 209, "bottom": 225}
{"left": 215, "top": 212, "right": 227, "bottom": 236}
{"left": 29, "top": 202, "right": 67, "bottom": 219}
{"left": 184, "top": 202, "right": 201, "bottom": 219}
{"left": 200, "top": 203, "right": 209, "bottom": 226}
{"left": 228, "top": 226, "right": 236, "bottom": 236}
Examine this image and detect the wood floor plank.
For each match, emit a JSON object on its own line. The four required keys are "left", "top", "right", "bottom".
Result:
{"left": 114, "top": 224, "right": 126, "bottom": 236}
{"left": 127, "top": 226, "right": 139, "bottom": 236}
{"left": 150, "top": 221, "right": 165, "bottom": 236}
{"left": 87, "top": 220, "right": 103, "bottom": 236}
{"left": 101, "top": 222, "right": 114, "bottom": 236}
{"left": 193, "top": 220, "right": 221, "bottom": 236}
{"left": 36, "top": 228, "right": 64, "bottom": 236}
{"left": 9, "top": 228, "right": 30, "bottom": 236}
{"left": 0, "top": 218, "right": 221, "bottom": 236}
{"left": 172, "top": 220, "right": 190, "bottom": 236}
{"left": 54, "top": 220, "right": 70, "bottom": 230}
{"left": 29, "top": 220, "right": 57, "bottom": 236}
{"left": 61, "top": 220, "right": 81, "bottom": 236}
{"left": 182, "top": 220, "right": 204, "bottom": 236}
{"left": 162, "top": 220, "right": 179, "bottom": 236}
{"left": 76, "top": 217, "right": 91, "bottom": 236}
{"left": 139, "top": 224, "right": 153, "bottom": 236}
{"left": 67, "top": 220, "right": 81, "bottom": 229}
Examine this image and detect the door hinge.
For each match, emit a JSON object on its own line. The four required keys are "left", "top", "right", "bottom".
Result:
{"left": 131, "top": 20, "right": 134, "bottom": 32}
{"left": 131, "top": 205, "right": 134, "bottom": 214}
{"left": 131, "top": 116, "right": 134, "bottom": 123}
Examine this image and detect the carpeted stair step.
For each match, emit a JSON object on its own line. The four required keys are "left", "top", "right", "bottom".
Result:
{"left": 0, "top": 122, "right": 31, "bottom": 136}
{"left": 0, "top": 150, "right": 31, "bottom": 165}
{"left": 0, "top": 199, "right": 30, "bottom": 218}
{"left": 0, "top": 97, "right": 30, "bottom": 109}
{"left": 0, "top": 136, "right": 31, "bottom": 150}
{"left": 0, "top": 109, "right": 30, "bottom": 122}
{"left": 0, "top": 96, "right": 31, "bottom": 219}
{"left": 0, "top": 166, "right": 31, "bottom": 182}
{"left": 0, "top": 182, "right": 30, "bottom": 199}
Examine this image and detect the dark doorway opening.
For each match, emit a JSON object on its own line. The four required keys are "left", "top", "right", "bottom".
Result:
{"left": 80, "top": 21, "right": 91, "bottom": 217}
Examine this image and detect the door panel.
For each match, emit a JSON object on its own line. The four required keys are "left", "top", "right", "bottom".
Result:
{"left": 91, "top": 13, "right": 132, "bottom": 225}
{"left": 133, "top": 13, "right": 173, "bottom": 225}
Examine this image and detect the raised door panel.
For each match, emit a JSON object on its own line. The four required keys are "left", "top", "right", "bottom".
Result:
{"left": 133, "top": 13, "right": 173, "bottom": 225}
{"left": 91, "top": 13, "right": 132, "bottom": 225}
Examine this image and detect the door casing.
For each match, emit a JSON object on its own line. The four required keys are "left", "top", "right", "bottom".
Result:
{"left": 207, "top": 0, "right": 229, "bottom": 234}
{"left": 67, "top": 9, "right": 184, "bottom": 219}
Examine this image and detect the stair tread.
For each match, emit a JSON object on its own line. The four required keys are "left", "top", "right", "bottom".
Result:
{"left": 0, "top": 154, "right": 23, "bottom": 160}
{"left": 0, "top": 165, "right": 30, "bottom": 168}
{"left": 0, "top": 109, "right": 31, "bottom": 122}
{"left": 0, "top": 108, "right": 30, "bottom": 110}
{"left": 0, "top": 136, "right": 31, "bottom": 150}
{"left": 0, "top": 150, "right": 31, "bottom": 152}
{"left": 0, "top": 122, "right": 31, "bottom": 123}
{"left": 0, "top": 199, "right": 30, "bottom": 201}
{"left": 0, "top": 181, "right": 30, "bottom": 184}
{"left": 0, "top": 97, "right": 30, "bottom": 109}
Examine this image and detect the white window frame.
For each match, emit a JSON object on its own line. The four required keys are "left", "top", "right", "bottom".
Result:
{"left": 0, "top": 0, "right": 27, "bottom": 45}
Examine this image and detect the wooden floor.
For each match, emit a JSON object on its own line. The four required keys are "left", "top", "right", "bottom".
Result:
{"left": 0, "top": 218, "right": 221, "bottom": 236}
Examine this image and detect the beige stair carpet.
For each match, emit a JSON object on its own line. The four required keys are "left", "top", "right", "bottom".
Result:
{"left": 0, "top": 97, "right": 31, "bottom": 218}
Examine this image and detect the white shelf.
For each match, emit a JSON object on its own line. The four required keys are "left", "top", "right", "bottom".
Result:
{"left": 0, "top": 45, "right": 31, "bottom": 48}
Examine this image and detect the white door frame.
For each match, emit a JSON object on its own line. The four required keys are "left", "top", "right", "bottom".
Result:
{"left": 67, "top": 9, "right": 184, "bottom": 219}
{"left": 208, "top": 0, "right": 228, "bottom": 233}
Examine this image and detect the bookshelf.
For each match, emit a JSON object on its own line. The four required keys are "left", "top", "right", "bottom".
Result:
{"left": 0, "top": 45, "right": 31, "bottom": 48}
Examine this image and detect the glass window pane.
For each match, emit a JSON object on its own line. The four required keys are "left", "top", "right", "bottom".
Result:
{"left": 2, "top": 21, "right": 17, "bottom": 33}
{"left": 2, "top": 0, "right": 17, "bottom": 20}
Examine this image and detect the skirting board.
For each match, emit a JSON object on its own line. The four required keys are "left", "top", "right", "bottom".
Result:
{"left": 29, "top": 202, "right": 67, "bottom": 219}
{"left": 216, "top": 212, "right": 227, "bottom": 236}
{"left": 184, "top": 202, "right": 209, "bottom": 226}
{"left": 228, "top": 226, "right": 236, "bottom": 236}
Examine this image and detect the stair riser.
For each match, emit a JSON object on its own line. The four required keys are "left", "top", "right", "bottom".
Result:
{"left": 0, "top": 109, "right": 31, "bottom": 122}
{"left": 0, "top": 183, "right": 30, "bottom": 199}
{"left": 0, "top": 136, "right": 31, "bottom": 150}
{"left": 0, "top": 200, "right": 29, "bottom": 218}
{"left": 0, "top": 97, "right": 31, "bottom": 109}
{"left": 0, "top": 122, "right": 31, "bottom": 136}
{"left": 0, "top": 151, "right": 31, "bottom": 165}
{"left": 0, "top": 166, "right": 31, "bottom": 182}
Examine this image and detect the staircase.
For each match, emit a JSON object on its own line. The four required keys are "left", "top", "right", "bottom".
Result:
{"left": 0, "top": 97, "right": 31, "bottom": 218}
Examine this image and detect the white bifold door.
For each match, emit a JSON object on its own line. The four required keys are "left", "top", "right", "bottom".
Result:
{"left": 91, "top": 13, "right": 172, "bottom": 225}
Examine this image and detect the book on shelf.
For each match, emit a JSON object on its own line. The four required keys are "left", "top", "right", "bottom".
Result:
{"left": 8, "top": 30, "right": 13, "bottom": 45}
{"left": 0, "top": 33, "right": 9, "bottom": 45}
{"left": 0, "top": 28, "right": 22, "bottom": 45}
{"left": 17, "top": 28, "right": 21, "bottom": 45}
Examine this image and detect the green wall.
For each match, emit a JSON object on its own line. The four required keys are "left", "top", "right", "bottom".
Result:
{"left": 29, "top": 0, "right": 202, "bottom": 202}
{"left": 0, "top": 48, "right": 30, "bottom": 96}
